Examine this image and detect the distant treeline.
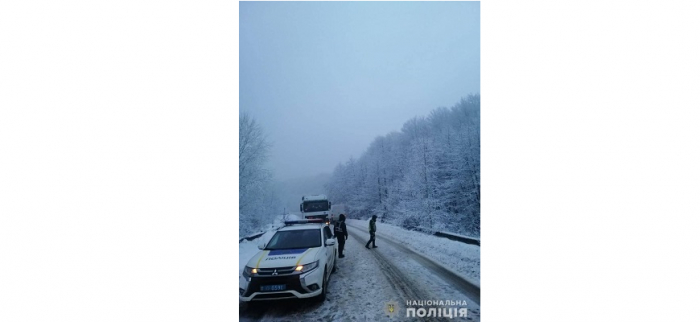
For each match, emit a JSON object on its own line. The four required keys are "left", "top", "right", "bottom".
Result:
{"left": 325, "top": 95, "right": 480, "bottom": 236}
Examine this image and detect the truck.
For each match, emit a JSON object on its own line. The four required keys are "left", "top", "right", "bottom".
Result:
{"left": 300, "top": 195, "right": 332, "bottom": 225}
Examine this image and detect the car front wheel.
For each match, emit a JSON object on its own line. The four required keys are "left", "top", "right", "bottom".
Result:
{"left": 316, "top": 268, "right": 328, "bottom": 302}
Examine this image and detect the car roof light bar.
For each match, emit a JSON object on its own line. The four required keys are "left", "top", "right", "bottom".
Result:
{"left": 284, "top": 219, "right": 324, "bottom": 225}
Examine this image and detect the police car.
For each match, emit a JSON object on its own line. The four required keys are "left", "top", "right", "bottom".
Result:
{"left": 240, "top": 219, "right": 338, "bottom": 302}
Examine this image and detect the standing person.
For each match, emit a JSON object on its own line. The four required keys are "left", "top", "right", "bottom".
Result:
{"left": 365, "top": 215, "right": 378, "bottom": 249}
{"left": 334, "top": 214, "right": 349, "bottom": 258}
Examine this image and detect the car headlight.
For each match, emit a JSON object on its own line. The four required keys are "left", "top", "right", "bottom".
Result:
{"left": 242, "top": 266, "right": 258, "bottom": 278}
{"left": 295, "top": 261, "right": 319, "bottom": 273}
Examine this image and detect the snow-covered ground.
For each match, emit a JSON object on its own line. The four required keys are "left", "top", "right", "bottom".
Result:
{"left": 347, "top": 219, "right": 480, "bottom": 286}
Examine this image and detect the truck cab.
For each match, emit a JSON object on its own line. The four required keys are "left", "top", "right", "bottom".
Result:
{"left": 300, "top": 195, "right": 332, "bottom": 225}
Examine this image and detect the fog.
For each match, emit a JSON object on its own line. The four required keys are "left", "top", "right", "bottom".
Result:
{"left": 240, "top": 1, "right": 480, "bottom": 182}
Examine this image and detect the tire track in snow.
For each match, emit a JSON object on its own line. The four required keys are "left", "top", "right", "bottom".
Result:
{"left": 346, "top": 226, "right": 452, "bottom": 322}
{"left": 347, "top": 222, "right": 481, "bottom": 305}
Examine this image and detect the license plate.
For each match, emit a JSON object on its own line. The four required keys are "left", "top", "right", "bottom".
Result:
{"left": 260, "top": 284, "right": 286, "bottom": 292}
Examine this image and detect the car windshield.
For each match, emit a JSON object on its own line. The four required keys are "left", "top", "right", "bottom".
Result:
{"left": 265, "top": 229, "right": 321, "bottom": 250}
{"left": 303, "top": 201, "right": 329, "bottom": 212}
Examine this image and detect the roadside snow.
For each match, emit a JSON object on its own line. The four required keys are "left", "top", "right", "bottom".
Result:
{"left": 347, "top": 219, "right": 480, "bottom": 286}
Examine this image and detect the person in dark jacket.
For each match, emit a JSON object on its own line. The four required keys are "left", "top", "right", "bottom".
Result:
{"left": 365, "top": 215, "right": 378, "bottom": 249}
{"left": 334, "top": 214, "right": 349, "bottom": 258}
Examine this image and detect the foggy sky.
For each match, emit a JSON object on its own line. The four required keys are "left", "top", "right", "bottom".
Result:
{"left": 240, "top": 1, "right": 480, "bottom": 181}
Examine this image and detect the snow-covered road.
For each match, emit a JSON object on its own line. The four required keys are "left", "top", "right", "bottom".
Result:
{"left": 239, "top": 221, "right": 480, "bottom": 321}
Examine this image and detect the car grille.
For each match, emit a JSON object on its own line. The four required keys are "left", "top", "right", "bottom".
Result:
{"left": 257, "top": 266, "right": 296, "bottom": 276}
{"left": 253, "top": 293, "right": 297, "bottom": 300}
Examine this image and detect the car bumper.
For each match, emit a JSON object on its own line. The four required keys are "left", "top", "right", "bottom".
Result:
{"left": 239, "top": 266, "right": 324, "bottom": 301}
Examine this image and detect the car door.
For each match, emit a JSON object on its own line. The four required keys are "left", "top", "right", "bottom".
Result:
{"left": 323, "top": 226, "right": 333, "bottom": 269}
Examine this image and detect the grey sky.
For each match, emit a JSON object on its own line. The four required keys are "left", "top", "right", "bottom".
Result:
{"left": 240, "top": 1, "right": 480, "bottom": 181}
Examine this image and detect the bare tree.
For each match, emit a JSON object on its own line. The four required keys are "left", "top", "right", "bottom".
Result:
{"left": 239, "top": 112, "right": 270, "bottom": 190}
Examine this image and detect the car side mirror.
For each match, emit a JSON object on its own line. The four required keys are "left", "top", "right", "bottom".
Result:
{"left": 326, "top": 239, "right": 336, "bottom": 246}
{"left": 257, "top": 240, "right": 266, "bottom": 250}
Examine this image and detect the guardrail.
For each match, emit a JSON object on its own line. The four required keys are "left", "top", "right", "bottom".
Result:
{"left": 395, "top": 225, "right": 480, "bottom": 246}
{"left": 433, "top": 231, "right": 480, "bottom": 246}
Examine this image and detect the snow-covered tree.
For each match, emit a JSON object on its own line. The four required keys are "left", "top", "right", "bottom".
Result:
{"left": 239, "top": 112, "right": 281, "bottom": 236}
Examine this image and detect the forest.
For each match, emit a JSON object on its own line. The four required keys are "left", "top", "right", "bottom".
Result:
{"left": 325, "top": 95, "right": 480, "bottom": 236}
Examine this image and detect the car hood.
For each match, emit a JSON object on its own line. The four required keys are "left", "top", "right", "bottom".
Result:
{"left": 247, "top": 247, "right": 321, "bottom": 269}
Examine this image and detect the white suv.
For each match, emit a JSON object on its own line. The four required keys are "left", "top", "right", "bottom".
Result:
{"left": 240, "top": 220, "right": 338, "bottom": 302}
